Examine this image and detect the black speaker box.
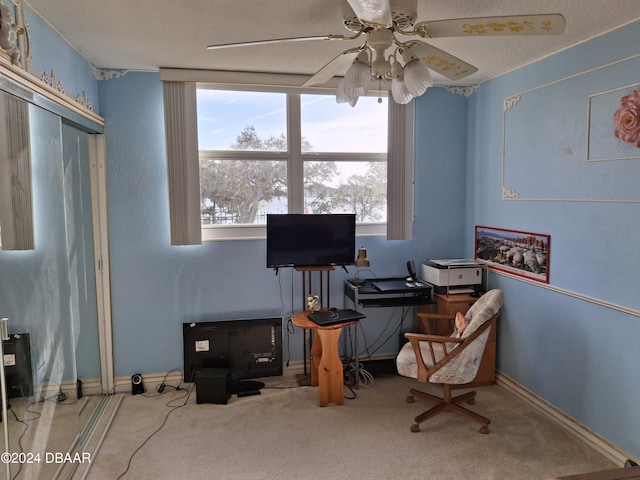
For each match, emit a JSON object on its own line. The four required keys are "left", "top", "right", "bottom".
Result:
{"left": 3, "top": 333, "right": 33, "bottom": 398}
{"left": 194, "top": 368, "right": 231, "bottom": 405}
{"left": 131, "top": 373, "right": 144, "bottom": 395}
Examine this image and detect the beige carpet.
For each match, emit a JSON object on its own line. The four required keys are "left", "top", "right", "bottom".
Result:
{"left": 3, "top": 394, "right": 102, "bottom": 480}
{"left": 86, "top": 375, "right": 615, "bottom": 480}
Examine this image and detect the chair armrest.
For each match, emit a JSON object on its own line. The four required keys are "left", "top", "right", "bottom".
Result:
{"left": 404, "top": 332, "right": 460, "bottom": 343}
{"left": 404, "top": 332, "right": 463, "bottom": 382}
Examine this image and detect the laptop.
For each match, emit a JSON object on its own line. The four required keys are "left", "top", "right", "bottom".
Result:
{"left": 307, "top": 308, "right": 366, "bottom": 327}
{"left": 370, "top": 279, "right": 429, "bottom": 293}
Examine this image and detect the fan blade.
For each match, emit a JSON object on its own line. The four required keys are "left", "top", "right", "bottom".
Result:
{"left": 346, "top": 0, "right": 392, "bottom": 28}
{"left": 404, "top": 41, "right": 478, "bottom": 80}
{"left": 414, "top": 14, "right": 566, "bottom": 38}
{"left": 207, "top": 34, "right": 346, "bottom": 50}
{"left": 303, "top": 48, "right": 361, "bottom": 87}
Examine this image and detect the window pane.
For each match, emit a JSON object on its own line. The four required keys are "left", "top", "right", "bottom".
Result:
{"left": 301, "top": 95, "right": 388, "bottom": 153}
{"left": 200, "top": 159, "right": 287, "bottom": 224}
{"left": 197, "top": 90, "right": 287, "bottom": 151}
{"left": 304, "top": 161, "right": 386, "bottom": 222}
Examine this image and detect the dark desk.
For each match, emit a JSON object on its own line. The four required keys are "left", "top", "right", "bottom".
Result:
{"left": 344, "top": 278, "right": 434, "bottom": 309}
{"left": 344, "top": 279, "right": 434, "bottom": 387}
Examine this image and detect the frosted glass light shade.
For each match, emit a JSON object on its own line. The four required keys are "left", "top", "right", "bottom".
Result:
{"left": 336, "top": 78, "right": 359, "bottom": 107}
{"left": 343, "top": 59, "right": 371, "bottom": 97}
{"left": 391, "top": 77, "right": 413, "bottom": 104}
{"left": 403, "top": 59, "right": 432, "bottom": 97}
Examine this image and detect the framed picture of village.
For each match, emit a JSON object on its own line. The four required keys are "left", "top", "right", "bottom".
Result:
{"left": 474, "top": 226, "right": 550, "bottom": 284}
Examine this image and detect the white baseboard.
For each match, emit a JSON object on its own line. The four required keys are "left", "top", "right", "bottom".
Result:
{"left": 113, "top": 364, "right": 310, "bottom": 392}
{"left": 112, "top": 355, "right": 398, "bottom": 393}
{"left": 113, "top": 371, "right": 186, "bottom": 394}
{"left": 33, "top": 378, "right": 103, "bottom": 399}
{"left": 496, "top": 371, "right": 635, "bottom": 467}
{"left": 77, "top": 378, "right": 103, "bottom": 396}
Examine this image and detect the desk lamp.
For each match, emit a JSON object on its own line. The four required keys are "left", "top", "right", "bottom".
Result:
{"left": 350, "top": 247, "right": 370, "bottom": 286}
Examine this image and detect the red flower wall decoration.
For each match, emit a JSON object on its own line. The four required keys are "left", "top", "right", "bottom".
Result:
{"left": 614, "top": 90, "right": 640, "bottom": 148}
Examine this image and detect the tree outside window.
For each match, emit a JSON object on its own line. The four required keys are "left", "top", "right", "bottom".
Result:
{"left": 197, "top": 90, "right": 387, "bottom": 225}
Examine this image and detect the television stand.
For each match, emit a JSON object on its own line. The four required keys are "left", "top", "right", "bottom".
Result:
{"left": 295, "top": 266, "right": 335, "bottom": 381}
{"left": 295, "top": 266, "right": 335, "bottom": 310}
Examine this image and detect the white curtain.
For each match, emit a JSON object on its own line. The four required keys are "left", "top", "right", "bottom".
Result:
{"left": 0, "top": 92, "right": 34, "bottom": 250}
{"left": 387, "top": 99, "right": 414, "bottom": 240}
{"left": 162, "top": 81, "right": 202, "bottom": 245}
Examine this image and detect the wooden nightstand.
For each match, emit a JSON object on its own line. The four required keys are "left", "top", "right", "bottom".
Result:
{"left": 434, "top": 292, "right": 478, "bottom": 316}
{"left": 417, "top": 293, "right": 478, "bottom": 335}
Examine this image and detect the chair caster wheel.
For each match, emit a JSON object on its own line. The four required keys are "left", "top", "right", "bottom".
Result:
{"left": 406, "top": 395, "right": 415, "bottom": 404}
{"left": 410, "top": 424, "right": 420, "bottom": 433}
{"left": 479, "top": 426, "right": 489, "bottom": 434}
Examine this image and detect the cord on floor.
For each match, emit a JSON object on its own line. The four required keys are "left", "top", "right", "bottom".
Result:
{"left": 342, "top": 359, "right": 375, "bottom": 400}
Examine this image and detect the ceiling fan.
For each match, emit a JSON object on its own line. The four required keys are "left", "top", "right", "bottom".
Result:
{"left": 207, "top": 0, "right": 566, "bottom": 105}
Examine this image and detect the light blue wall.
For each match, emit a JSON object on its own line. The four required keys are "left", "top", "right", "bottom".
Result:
{"left": 98, "top": 74, "right": 468, "bottom": 375}
{"left": 415, "top": 87, "right": 468, "bottom": 256}
{"left": 467, "top": 20, "right": 640, "bottom": 459}
{"left": 18, "top": 3, "right": 640, "bottom": 462}
{"left": 25, "top": 4, "right": 100, "bottom": 113}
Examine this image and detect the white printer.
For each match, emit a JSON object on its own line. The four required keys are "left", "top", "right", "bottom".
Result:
{"left": 421, "top": 259, "right": 483, "bottom": 294}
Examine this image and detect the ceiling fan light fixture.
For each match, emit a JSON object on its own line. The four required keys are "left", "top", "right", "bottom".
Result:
{"left": 208, "top": 3, "right": 567, "bottom": 105}
{"left": 343, "top": 53, "right": 372, "bottom": 97}
{"left": 337, "top": 77, "right": 359, "bottom": 107}
{"left": 402, "top": 57, "right": 432, "bottom": 97}
{"left": 391, "top": 77, "right": 413, "bottom": 104}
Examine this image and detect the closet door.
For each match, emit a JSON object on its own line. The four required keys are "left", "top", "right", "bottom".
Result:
{"left": 62, "top": 123, "right": 101, "bottom": 392}
{"left": 0, "top": 92, "right": 102, "bottom": 479}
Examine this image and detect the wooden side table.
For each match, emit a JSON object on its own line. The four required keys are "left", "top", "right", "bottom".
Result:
{"left": 291, "top": 311, "right": 357, "bottom": 407}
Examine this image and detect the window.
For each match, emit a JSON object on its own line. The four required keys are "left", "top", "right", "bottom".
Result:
{"left": 300, "top": 94, "right": 387, "bottom": 223}
{"left": 197, "top": 89, "right": 288, "bottom": 228}
{"left": 196, "top": 88, "right": 388, "bottom": 239}
{"left": 160, "top": 68, "right": 413, "bottom": 244}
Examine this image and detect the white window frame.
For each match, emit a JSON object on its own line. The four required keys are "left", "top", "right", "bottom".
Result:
{"left": 160, "top": 68, "right": 414, "bottom": 243}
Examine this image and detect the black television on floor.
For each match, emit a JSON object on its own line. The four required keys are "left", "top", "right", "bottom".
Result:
{"left": 266, "top": 213, "right": 356, "bottom": 268}
{"left": 182, "top": 318, "right": 282, "bottom": 383}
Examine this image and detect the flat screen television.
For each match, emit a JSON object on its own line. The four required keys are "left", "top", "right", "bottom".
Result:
{"left": 266, "top": 214, "right": 356, "bottom": 268}
{"left": 183, "top": 318, "right": 282, "bottom": 383}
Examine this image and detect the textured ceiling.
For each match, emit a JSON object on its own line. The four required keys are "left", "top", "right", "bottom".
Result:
{"left": 25, "top": 0, "right": 640, "bottom": 86}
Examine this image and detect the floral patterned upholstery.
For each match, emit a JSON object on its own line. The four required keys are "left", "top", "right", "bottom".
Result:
{"left": 396, "top": 289, "right": 504, "bottom": 385}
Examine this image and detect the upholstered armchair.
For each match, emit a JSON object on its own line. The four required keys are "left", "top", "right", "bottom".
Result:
{"left": 396, "top": 289, "right": 504, "bottom": 434}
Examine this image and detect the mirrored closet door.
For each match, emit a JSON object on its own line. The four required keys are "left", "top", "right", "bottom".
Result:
{"left": 0, "top": 84, "right": 109, "bottom": 479}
